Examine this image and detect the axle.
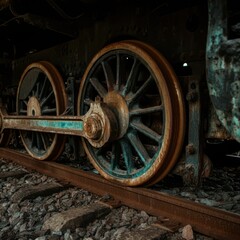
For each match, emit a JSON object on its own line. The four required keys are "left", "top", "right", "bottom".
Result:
{"left": 0, "top": 101, "right": 118, "bottom": 148}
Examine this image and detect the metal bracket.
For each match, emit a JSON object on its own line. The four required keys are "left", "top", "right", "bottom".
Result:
{"left": 184, "top": 77, "right": 203, "bottom": 186}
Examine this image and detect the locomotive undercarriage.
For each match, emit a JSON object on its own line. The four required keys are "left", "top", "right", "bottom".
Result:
{"left": 0, "top": 0, "right": 239, "bottom": 187}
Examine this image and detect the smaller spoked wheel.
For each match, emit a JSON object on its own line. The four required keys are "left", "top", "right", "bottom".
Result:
{"left": 78, "top": 41, "right": 185, "bottom": 186}
{"left": 16, "top": 61, "right": 67, "bottom": 160}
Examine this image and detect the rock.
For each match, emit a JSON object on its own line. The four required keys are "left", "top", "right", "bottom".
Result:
{"left": 198, "top": 198, "right": 219, "bottom": 207}
{"left": 233, "top": 194, "right": 240, "bottom": 201}
{"left": 112, "top": 226, "right": 168, "bottom": 240}
{"left": 35, "top": 237, "right": 47, "bottom": 240}
{"left": 182, "top": 224, "right": 194, "bottom": 240}
{"left": 180, "top": 192, "right": 197, "bottom": 199}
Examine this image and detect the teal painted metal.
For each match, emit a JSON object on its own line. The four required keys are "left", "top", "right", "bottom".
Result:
{"left": 2, "top": 115, "right": 84, "bottom": 136}
{"left": 185, "top": 77, "right": 202, "bottom": 186}
{"left": 207, "top": 0, "right": 240, "bottom": 142}
{"left": 35, "top": 120, "right": 83, "bottom": 131}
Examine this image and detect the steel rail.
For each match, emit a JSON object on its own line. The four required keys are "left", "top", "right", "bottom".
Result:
{"left": 0, "top": 147, "right": 239, "bottom": 240}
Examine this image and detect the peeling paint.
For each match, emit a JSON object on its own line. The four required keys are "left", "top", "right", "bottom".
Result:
{"left": 207, "top": 0, "right": 240, "bottom": 142}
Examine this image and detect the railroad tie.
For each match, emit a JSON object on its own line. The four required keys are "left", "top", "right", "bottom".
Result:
{"left": 42, "top": 202, "right": 111, "bottom": 232}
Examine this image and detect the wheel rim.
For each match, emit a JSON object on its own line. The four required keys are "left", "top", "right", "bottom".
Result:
{"left": 16, "top": 61, "right": 67, "bottom": 160}
{"left": 78, "top": 41, "right": 185, "bottom": 186}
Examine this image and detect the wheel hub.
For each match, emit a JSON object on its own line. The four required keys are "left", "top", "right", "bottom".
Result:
{"left": 83, "top": 101, "right": 119, "bottom": 148}
{"left": 84, "top": 114, "right": 103, "bottom": 140}
{"left": 104, "top": 91, "right": 129, "bottom": 139}
{"left": 27, "top": 96, "right": 41, "bottom": 116}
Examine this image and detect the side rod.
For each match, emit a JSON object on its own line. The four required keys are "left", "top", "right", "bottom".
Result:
{"left": 0, "top": 101, "right": 117, "bottom": 148}
{"left": 2, "top": 115, "right": 84, "bottom": 136}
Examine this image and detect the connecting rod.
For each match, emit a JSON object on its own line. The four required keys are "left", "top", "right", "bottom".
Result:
{"left": 0, "top": 102, "right": 118, "bottom": 148}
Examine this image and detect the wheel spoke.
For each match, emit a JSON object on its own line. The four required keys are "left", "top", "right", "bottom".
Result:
{"left": 131, "top": 121, "right": 162, "bottom": 143}
{"left": 120, "top": 139, "right": 134, "bottom": 175}
{"left": 101, "top": 61, "right": 115, "bottom": 91}
{"left": 130, "top": 105, "right": 163, "bottom": 116}
{"left": 40, "top": 133, "right": 49, "bottom": 151}
{"left": 127, "top": 75, "right": 153, "bottom": 104}
{"left": 110, "top": 143, "right": 120, "bottom": 171}
{"left": 19, "top": 100, "right": 27, "bottom": 114}
{"left": 122, "top": 58, "right": 140, "bottom": 96}
{"left": 0, "top": 130, "right": 11, "bottom": 147}
{"left": 89, "top": 77, "right": 107, "bottom": 98}
{"left": 40, "top": 90, "right": 54, "bottom": 107}
{"left": 35, "top": 82, "right": 40, "bottom": 98}
{"left": 84, "top": 98, "right": 93, "bottom": 106}
{"left": 31, "top": 89, "right": 35, "bottom": 97}
{"left": 39, "top": 76, "right": 47, "bottom": 99}
{"left": 127, "top": 132, "right": 150, "bottom": 165}
{"left": 42, "top": 107, "right": 56, "bottom": 114}
{"left": 95, "top": 146, "right": 104, "bottom": 157}
{"left": 19, "top": 109, "right": 27, "bottom": 114}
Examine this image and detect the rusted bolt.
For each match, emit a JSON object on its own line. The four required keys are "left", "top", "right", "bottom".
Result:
{"left": 84, "top": 116, "right": 102, "bottom": 140}
{"left": 186, "top": 144, "right": 196, "bottom": 155}
{"left": 186, "top": 91, "right": 198, "bottom": 102}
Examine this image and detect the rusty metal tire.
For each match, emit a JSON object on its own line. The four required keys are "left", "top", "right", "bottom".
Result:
{"left": 16, "top": 61, "right": 67, "bottom": 161}
{"left": 78, "top": 41, "right": 185, "bottom": 186}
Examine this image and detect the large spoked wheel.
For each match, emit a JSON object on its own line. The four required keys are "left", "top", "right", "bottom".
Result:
{"left": 16, "top": 61, "right": 67, "bottom": 160}
{"left": 78, "top": 41, "right": 185, "bottom": 186}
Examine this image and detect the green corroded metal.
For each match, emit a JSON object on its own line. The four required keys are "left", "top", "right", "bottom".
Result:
{"left": 206, "top": 0, "right": 240, "bottom": 142}
{"left": 36, "top": 119, "right": 83, "bottom": 131}
{"left": 2, "top": 115, "right": 84, "bottom": 136}
{"left": 185, "top": 77, "right": 202, "bottom": 186}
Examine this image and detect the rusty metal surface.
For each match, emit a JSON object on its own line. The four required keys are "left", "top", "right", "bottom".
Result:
{"left": 1, "top": 114, "right": 84, "bottom": 135}
{"left": 206, "top": 0, "right": 240, "bottom": 143}
{"left": 185, "top": 77, "right": 203, "bottom": 186}
{"left": 0, "top": 147, "right": 239, "bottom": 240}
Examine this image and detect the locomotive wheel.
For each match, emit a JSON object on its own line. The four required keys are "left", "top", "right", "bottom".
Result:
{"left": 16, "top": 61, "right": 67, "bottom": 160}
{"left": 78, "top": 41, "right": 185, "bottom": 186}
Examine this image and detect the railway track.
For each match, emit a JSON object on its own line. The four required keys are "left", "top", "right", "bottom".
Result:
{"left": 0, "top": 147, "right": 239, "bottom": 240}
